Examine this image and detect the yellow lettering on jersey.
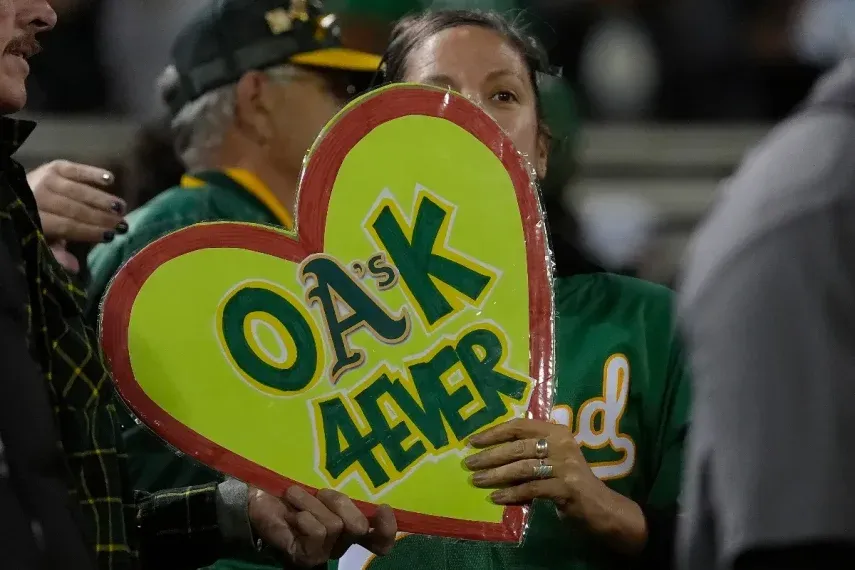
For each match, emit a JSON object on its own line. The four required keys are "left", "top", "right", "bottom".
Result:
{"left": 549, "top": 354, "right": 636, "bottom": 480}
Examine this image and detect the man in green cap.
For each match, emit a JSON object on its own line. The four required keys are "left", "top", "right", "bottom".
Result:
{"left": 85, "top": 1, "right": 397, "bottom": 568}
{"left": 88, "top": 0, "right": 381, "bottom": 311}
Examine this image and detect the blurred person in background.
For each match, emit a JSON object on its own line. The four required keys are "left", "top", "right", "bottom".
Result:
{"left": 578, "top": 193, "right": 657, "bottom": 278}
{"left": 678, "top": 58, "right": 855, "bottom": 570}
{"left": 577, "top": 6, "right": 660, "bottom": 121}
{"left": 85, "top": 1, "right": 397, "bottom": 569}
{"left": 661, "top": 0, "right": 821, "bottom": 120}
{"left": 27, "top": 0, "right": 209, "bottom": 116}
{"left": 791, "top": 0, "right": 855, "bottom": 66}
{"left": 97, "top": 0, "right": 208, "bottom": 117}
{"left": 24, "top": 0, "right": 109, "bottom": 112}
{"left": 337, "top": 9, "right": 688, "bottom": 570}
{"left": 658, "top": 0, "right": 760, "bottom": 119}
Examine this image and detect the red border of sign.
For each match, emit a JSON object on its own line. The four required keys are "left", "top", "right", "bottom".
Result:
{"left": 100, "top": 86, "right": 554, "bottom": 543}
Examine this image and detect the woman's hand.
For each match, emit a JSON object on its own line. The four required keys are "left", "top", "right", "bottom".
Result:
{"left": 465, "top": 418, "right": 648, "bottom": 554}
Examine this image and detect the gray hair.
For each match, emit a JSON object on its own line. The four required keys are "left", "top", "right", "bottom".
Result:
{"left": 158, "top": 64, "right": 299, "bottom": 171}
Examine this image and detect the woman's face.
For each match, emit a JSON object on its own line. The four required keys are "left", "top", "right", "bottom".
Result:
{"left": 401, "top": 25, "right": 547, "bottom": 179}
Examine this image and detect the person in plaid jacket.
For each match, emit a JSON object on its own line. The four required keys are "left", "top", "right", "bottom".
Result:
{"left": 0, "top": 1, "right": 396, "bottom": 569}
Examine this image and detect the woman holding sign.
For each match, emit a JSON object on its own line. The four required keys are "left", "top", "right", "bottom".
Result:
{"left": 337, "top": 9, "right": 688, "bottom": 570}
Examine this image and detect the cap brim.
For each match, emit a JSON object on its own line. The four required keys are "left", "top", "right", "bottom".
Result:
{"left": 289, "top": 47, "right": 382, "bottom": 72}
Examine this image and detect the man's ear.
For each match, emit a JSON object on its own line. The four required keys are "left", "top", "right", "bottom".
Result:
{"left": 234, "top": 71, "right": 275, "bottom": 145}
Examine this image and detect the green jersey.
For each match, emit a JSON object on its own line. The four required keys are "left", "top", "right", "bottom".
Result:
{"left": 334, "top": 272, "right": 689, "bottom": 570}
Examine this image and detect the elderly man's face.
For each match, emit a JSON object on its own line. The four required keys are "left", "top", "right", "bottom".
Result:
{"left": 264, "top": 67, "right": 348, "bottom": 174}
{"left": 0, "top": 0, "right": 56, "bottom": 113}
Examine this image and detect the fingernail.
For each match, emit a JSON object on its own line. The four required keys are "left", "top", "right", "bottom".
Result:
{"left": 490, "top": 490, "right": 506, "bottom": 503}
{"left": 115, "top": 221, "right": 129, "bottom": 235}
{"left": 101, "top": 171, "right": 114, "bottom": 185}
{"left": 463, "top": 455, "right": 476, "bottom": 469}
{"left": 355, "top": 519, "right": 370, "bottom": 536}
{"left": 103, "top": 231, "right": 115, "bottom": 243}
{"left": 111, "top": 201, "right": 125, "bottom": 214}
{"left": 470, "top": 472, "right": 486, "bottom": 485}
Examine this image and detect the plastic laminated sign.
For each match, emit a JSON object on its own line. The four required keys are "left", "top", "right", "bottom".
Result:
{"left": 99, "top": 84, "right": 556, "bottom": 543}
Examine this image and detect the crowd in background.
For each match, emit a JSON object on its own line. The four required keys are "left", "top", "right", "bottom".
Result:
{"left": 26, "top": 0, "right": 853, "bottom": 121}
{"left": 4, "top": 0, "right": 855, "bottom": 568}
{"left": 21, "top": 0, "right": 855, "bottom": 285}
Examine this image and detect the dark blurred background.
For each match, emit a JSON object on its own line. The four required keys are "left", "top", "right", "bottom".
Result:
{"left": 30, "top": 0, "right": 839, "bottom": 120}
{"left": 20, "top": 0, "right": 855, "bottom": 284}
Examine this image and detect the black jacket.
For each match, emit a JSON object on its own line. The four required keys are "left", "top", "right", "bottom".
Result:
{"left": 0, "top": 119, "right": 95, "bottom": 569}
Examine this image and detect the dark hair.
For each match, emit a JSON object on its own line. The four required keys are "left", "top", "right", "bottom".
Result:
{"left": 379, "top": 9, "right": 603, "bottom": 277}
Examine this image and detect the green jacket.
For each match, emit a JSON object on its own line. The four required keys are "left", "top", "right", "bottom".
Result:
{"left": 87, "top": 169, "right": 292, "bottom": 570}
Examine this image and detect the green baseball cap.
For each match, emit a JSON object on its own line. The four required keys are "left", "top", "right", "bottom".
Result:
{"left": 166, "top": 0, "right": 382, "bottom": 114}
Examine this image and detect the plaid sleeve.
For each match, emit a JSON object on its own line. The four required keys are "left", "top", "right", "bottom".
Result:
{"left": 134, "top": 484, "right": 224, "bottom": 569}
{"left": 134, "top": 478, "right": 255, "bottom": 569}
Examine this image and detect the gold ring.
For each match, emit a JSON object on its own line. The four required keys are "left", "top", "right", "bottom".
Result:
{"left": 532, "top": 459, "right": 553, "bottom": 479}
{"left": 535, "top": 438, "right": 549, "bottom": 459}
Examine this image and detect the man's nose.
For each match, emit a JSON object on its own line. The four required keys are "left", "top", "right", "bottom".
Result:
{"left": 18, "top": 0, "right": 57, "bottom": 33}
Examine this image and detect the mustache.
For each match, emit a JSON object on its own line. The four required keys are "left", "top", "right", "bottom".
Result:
{"left": 5, "top": 35, "right": 41, "bottom": 58}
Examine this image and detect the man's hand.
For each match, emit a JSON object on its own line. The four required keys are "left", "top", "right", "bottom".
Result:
{"left": 249, "top": 486, "right": 397, "bottom": 568}
{"left": 28, "top": 160, "right": 127, "bottom": 245}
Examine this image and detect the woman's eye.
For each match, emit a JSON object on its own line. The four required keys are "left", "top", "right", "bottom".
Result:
{"left": 492, "top": 90, "right": 518, "bottom": 103}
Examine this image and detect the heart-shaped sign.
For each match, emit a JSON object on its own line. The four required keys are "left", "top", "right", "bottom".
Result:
{"left": 100, "top": 84, "right": 555, "bottom": 543}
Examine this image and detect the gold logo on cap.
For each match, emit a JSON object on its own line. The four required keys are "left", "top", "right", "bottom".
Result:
{"left": 289, "top": 0, "right": 310, "bottom": 22}
{"left": 265, "top": 8, "right": 293, "bottom": 34}
{"left": 265, "top": 0, "right": 311, "bottom": 35}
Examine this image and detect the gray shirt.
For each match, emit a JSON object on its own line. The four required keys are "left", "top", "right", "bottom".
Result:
{"left": 677, "top": 60, "right": 855, "bottom": 570}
